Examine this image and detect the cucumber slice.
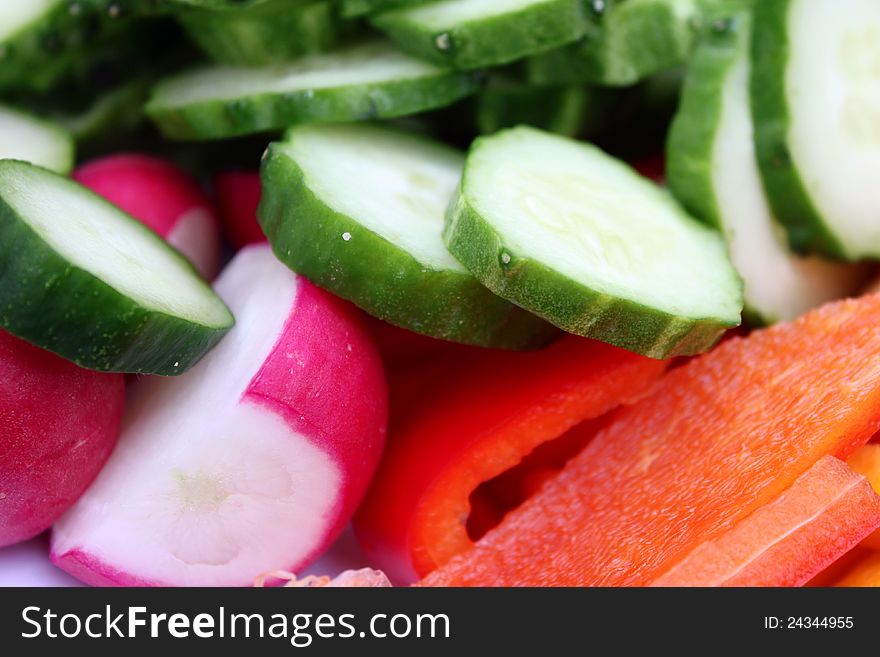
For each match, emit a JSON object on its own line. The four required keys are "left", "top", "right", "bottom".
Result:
{"left": 0, "top": 161, "right": 233, "bottom": 374}
{"left": 0, "top": 0, "right": 154, "bottom": 92}
{"left": 525, "top": 0, "right": 750, "bottom": 87}
{"left": 667, "top": 12, "right": 866, "bottom": 324}
{"left": 341, "top": 0, "right": 426, "bottom": 18}
{"left": 0, "top": 104, "right": 73, "bottom": 173}
{"left": 146, "top": 41, "right": 479, "bottom": 140}
{"left": 259, "top": 124, "right": 556, "bottom": 348}
{"left": 370, "top": 0, "right": 589, "bottom": 70}
{"left": 751, "top": 0, "right": 880, "bottom": 260}
{"left": 178, "top": 0, "right": 340, "bottom": 65}
{"left": 444, "top": 127, "right": 743, "bottom": 358}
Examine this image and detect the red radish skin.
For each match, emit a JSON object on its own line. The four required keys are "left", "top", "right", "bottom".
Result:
{"left": 214, "top": 171, "right": 265, "bottom": 248}
{"left": 0, "top": 330, "right": 124, "bottom": 547}
{"left": 74, "top": 154, "right": 221, "bottom": 279}
{"left": 51, "top": 245, "right": 387, "bottom": 586}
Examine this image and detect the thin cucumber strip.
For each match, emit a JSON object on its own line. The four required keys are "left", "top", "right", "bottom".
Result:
{"left": 259, "top": 124, "right": 557, "bottom": 348}
{"left": 751, "top": 0, "right": 880, "bottom": 260}
{"left": 525, "top": 0, "right": 749, "bottom": 87}
{"left": 370, "top": 0, "right": 589, "bottom": 70}
{"left": 341, "top": 0, "right": 427, "bottom": 18}
{"left": 667, "top": 12, "right": 866, "bottom": 324}
{"left": 146, "top": 41, "right": 480, "bottom": 140}
{"left": 0, "top": 161, "right": 233, "bottom": 374}
{"left": 178, "top": 0, "right": 341, "bottom": 65}
{"left": 0, "top": 104, "right": 74, "bottom": 173}
{"left": 444, "top": 127, "right": 743, "bottom": 358}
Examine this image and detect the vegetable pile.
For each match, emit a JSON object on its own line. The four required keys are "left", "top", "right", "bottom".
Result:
{"left": 1, "top": 0, "right": 880, "bottom": 588}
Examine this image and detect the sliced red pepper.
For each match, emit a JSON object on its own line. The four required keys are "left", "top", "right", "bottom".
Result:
{"left": 650, "top": 456, "right": 880, "bottom": 586}
{"left": 421, "top": 295, "right": 880, "bottom": 587}
{"left": 354, "top": 336, "right": 668, "bottom": 583}
{"left": 833, "top": 550, "right": 880, "bottom": 587}
{"left": 847, "top": 443, "right": 880, "bottom": 550}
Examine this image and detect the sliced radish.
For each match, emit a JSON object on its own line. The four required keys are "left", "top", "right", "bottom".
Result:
{"left": 0, "top": 330, "right": 124, "bottom": 547}
{"left": 51, "top": 245, "right": 387, "bottom": 586}
{"left": 73, "top": 154, "right": 221, "bottom": 279}
{"left": 214, "top": 170, "right": 266, "bottom": 248}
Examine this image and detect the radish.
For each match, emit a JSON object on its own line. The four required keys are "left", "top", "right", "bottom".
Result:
{"left": 214, "top": 170, "right": 266, "bottom": 248}
{"left": 51, "top": 245, "right": 388, "bottom": 586}
{"left": 0, "top": 330, "right": 124, "bottom": 547}
{"left": 73, "top": 154, "right": 221, "bottom": 280}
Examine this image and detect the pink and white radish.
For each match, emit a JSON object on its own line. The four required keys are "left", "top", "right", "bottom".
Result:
{"left": 214, "top": 170, "right": 266, "bottom": 248}
{"left": 51, "top": 245, "right": 388, "bottom": 586}
{"left": 0, "top": 330, "right": 124, "bottom": 547}
{"left": 73, "top": 154, "right": 221, "bottom": 279}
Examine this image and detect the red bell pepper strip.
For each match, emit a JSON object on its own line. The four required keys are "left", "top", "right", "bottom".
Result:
{"left": 354, "top": 336, "right": 668, "bottom": 583}
{"left": 833, "top": 550, "right": 880, "bottom": 587}
{"left": 650, "top": 456, "right": 880, "bottom": 586}
{"left": 847, "top": 443, "right": 880, "bottom": 550}
{"left": 421, "top": 295, "right": 880, "bottom": 587}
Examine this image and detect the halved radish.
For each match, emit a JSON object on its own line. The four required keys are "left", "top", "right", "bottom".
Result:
{"left": 0, "top": 330, "right": 124, "bottom": 547}
{"left": 51, "top": 245, "right": 387, "bottom": 586}
{"left": 214, "top": 170, "right": 266, "bottom": 248}
{"left": 73, "top": 154, "right": 221, "bottom": 279}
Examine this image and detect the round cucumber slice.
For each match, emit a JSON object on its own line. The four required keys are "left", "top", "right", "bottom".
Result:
{"left": 751, "top": 0, "right": 880, "bottom": 260}
{"left": 667, "top": 13, "right": 866, "bottom": 325}
{"left": 0, "top": 104, "right": 73, "bottom": 173}
{"left": 0, "top": 160, "right": 233, "bottom": 374}
{"left": 370, "top": 0, "right": 589, "bottom": 70}
{"left": 177, "top": 0, "right": 340, "bottom": 65}
{"left": 146, "top": 41, "right": 480, "bottom": 140}
{"left": 445, "top": 127, "right": 743, "bottom": 358}
{"left": 259, "top": 124, "right": 557, "bottom": 348}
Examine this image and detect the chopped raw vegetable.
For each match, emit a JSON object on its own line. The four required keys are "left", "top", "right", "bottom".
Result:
{"left": 421, "top": 294, "right": 880, "bottom": 585}
{"left": 260, "top": 123, "right": 557, "bottom": 348}
{"left": 0, "top": 329, "right": 124, "bottom": 547}
{"left": 52, "top": 245, "right": 387, "bottom": 586}
{"left": 0, "top": 160, "right": 232, "bottom": 374}
{"left": 667, "top": 11, "right": 867, "bottom": 323}
{"left": 355, "top": 336, "right": 667, "bottom": 582}
{"left": 146, "top": 41, "right": 480, "bottom": 140}
{"left": 444, "top": 126, "right": 743, "bottom": 358}
{"left": 651, "top": 456, "right": 880, "bottom": 587}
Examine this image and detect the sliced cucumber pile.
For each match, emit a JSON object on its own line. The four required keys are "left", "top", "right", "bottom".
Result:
{"left": 0, "top": 161, "right": 233, "bottom": 374}
{"left": 751, "top": 0, "right": 880, "bottom": 260}
{"left": 177, "top": 0, "right": 341, "bottom": 65}
{"left": 371, "top": 0, "right": 590, "bottom": 70}
{"left": 667, "top": 12, "right": 866, "bottom": 324}
{"left": 0, "top": 104, "right": 74, "bottom": 173}
{"left": 260, "top": 123, "right": 557, "bottom": 348}
{"left": 445, "top": 127, "right": 743, "bottom": 358}
{"left": 146, "top": 41, "right": 479, "bottom": 139}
